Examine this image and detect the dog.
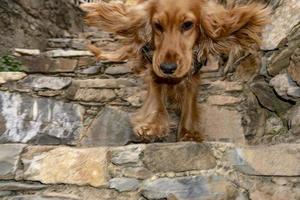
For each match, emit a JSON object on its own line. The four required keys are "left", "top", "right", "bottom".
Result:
{"left": 81, "top": 0, "right": 269, "bottom": 142}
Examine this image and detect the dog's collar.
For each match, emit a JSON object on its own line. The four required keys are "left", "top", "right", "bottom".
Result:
{"left": 140, "top": 43, "right": 206, "bottom": 74}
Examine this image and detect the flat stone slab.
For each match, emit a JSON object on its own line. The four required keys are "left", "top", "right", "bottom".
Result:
{"left": 72, "top": 78, "right": 137, "bottom": 89}
{"left": 143, "top": 143, "right": 216, "bottom": 173}
{"left": 0, "top": 91, "right": 84, "bottom": 145}
{"left": 0, "top": 144, "right": 26, "bottom": 179}
{"left": 21, "top": 146, "right": 108, "bottom": 187}
{"left": 227, "top": 144, "right": 300, "bottom": 176}
{"left": 14, "top": 48, "right": 40, "bottom": 56}
{"left": 20, "top": 75, "right": 72, "bottom": 90}
{"left": 45, "top": 49, "right": 93, "bottom": 58}
{"left": 141, "top": 175, "right": 238, "bottom": 200}
{"left": 0, "top": 72, "right": 27, "bottom": 84}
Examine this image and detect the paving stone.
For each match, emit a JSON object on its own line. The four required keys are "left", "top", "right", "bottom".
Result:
{"left": 0, "top": 144, "right": 26, "bottom": 179}
{"left": 81, "top": 106, "right": 139, "bottom": 146}
{"left": 109, "top": 178, "right": 140, "bottom": 192}
{"left": 14, "top": 48, "right": 40, "bottom": 56}
{"left": 199, "top": 104, "right": 245, "bottom": 143}
{"left": 20, "top": 75, "right": 72, "bottom": 90}
{"left": 45, "top": 49, "right": 93, "bottom": 57}
{"left": 0, "top": 91, "right": 84, "bottom": 145}
{"left": 105, "top": 65, "right": 131, "bottom": 75}
{"left": 143, "top": 143, "right": 216, "bottom": 173}
{"left": 0, "top": 72, "right": 27, "bottom": 84}
{"left": 21, "top": 146, "right": 108, "bottom": 187}
{"left": 20, "top": 55, "right": 77, "bottom": 73}
{"left": 73, "top": 78, "right": 137, "bottom": 89}
{"left": 227, "top": 144, "right": 300, "bottom": 176}
{"left": 141, "top": 176, "right": 238, "bottom": 200}
{"left": 261, "top": 0, "right": 300, "bottom": 50}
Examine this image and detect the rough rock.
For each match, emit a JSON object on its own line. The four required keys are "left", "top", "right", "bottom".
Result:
{"left": 250, "top": 184, "right": 300, "bottom": 200}
{"left": 111, "top": 145, "right": 144, "bottom": 166}
{"left": 209, "top": 80, "right": 243, "bottom": 92}
{"left": 0, "top": 72, "right": 27, "bottom": 84}
{"left": 287, "top": 104, "right": 300, "bottom": 134}
{"left": 270, "top": 73, "right": 300, "bottom": 100}
{"left": 207, "top": 95, "right": 243, "bottom": 105}
{"left": 0, "top": 181, "right": 47, "bottom": 191}
{"left": 80, "top": 106, "right": 138, "bottom": 146}
{"left": 227, "top": 144, "right": 300, "bottom": 176}
{"left": 261, "top": 0, "right": 300, "bottom": 50}
{"left": 109, "top": 178, "right": 140, "bottom": 192}
{"left": 199, "top": 104, "right": 245, "bottom": 143}
{"left": 3, "top": 195, "right": 78, "bottom": 200}
{"left": 72, "top": 78, "right": 137, "bottom": 89}
{"left": 119, "top": 167, "right": 152, "bottom": 179}
{"left": 45, "top": 50, "right": 93, "bottom": 58}
{"left": 14, "top": 49, "right": 40, "bottom": 56}
{"left": 0, "top": 144, "right": 25, "bottom": 179}
{"left": 21, "top": 146, "right": 108, "bottom": 187}
{"left": 250, "top": 79, "right": 292, "bottom": 115}
{"left": 105, "top": 65, "right": 131, "bottom": 75}
{"left": 143, "top": 143, "right": 216, "bottom": 173}
{"left": 20, "top": 75, "right": 72, "bottom": 90}
{"left": 72, "top": 89, "right": 116, "bottom": 102}
{"left": 141, "top": 176, "right": 238, "bottom": 200}
{"left": 0, "top": 91, "right": 84, "bottom": 144}
{"left": 20, "top": 56, "right": 78, "bottom": 73}
{"left": 76, "top": 66, "right": 101, "bottom": 75}
{"left": 265, "top": 116, "right": 285, "bottom": 135}
{"left": 288, "top": 47, "right": 300, "bottom": 85}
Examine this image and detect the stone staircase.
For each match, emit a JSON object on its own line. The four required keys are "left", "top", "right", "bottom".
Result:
{"left": 1, "top": 0, "right": 300, "bottom": 198}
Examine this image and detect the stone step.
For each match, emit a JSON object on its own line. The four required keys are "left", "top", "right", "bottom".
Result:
{"left": 0, "top": 142, "right": 300, "bottom": 199}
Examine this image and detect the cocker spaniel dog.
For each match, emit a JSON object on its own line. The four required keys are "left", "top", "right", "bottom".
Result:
{"left": 81, "top": 0, "right": 269, "bottom": 142}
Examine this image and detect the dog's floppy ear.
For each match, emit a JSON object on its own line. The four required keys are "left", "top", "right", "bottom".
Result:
{"left": 80, "top": 2, "right": 151, "bottom": 42}
{"left": 199, "top": 2, "right": 270, "bottom": 55}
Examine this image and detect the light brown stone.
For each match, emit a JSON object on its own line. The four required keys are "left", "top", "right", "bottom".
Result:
{"left": 0, "top": 72, "right": 27, "bottom": 84}
{"left": 73, "top": 89, "right": 116, "bottom": 102}
{"left": 207, "top": 95, "right": 243, "bottom": 106}
{"left": 209, "top": 80, "right": 243, "bottom": 92}
{"left": 21, "top": 146, "right": 108, "bottom": 187}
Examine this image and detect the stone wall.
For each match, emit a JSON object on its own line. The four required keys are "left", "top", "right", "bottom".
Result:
{"left": 0, "top": 0, "right": 300, "bottom": 199}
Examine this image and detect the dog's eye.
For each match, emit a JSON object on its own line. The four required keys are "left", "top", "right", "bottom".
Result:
{"left": 154, "top": 22, "right": 163, "bottom": 33}
{"left": 181, "top": 21, "right": 194, "bottom": 31}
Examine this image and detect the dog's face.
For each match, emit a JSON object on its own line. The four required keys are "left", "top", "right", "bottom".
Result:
{"left": 150, "top": 0, "right": 199, "bottom": 80}
{"left": 82, "top": 0, "right": 269, "bottom": 82}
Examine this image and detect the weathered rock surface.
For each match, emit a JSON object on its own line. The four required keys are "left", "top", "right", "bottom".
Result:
{"left": 20, "top": 75, "right": 72, "bottom": 90}
{"left": 227, "top": 144, "right": 300, "bottom": 176}
{"left": 45, "top": 50, "right": 93, "bottom": 58}
{"left": 0, "top": 72, "right": 27, "bottom": 84}
{"left": 207, "top": 95, "right": 243, "bottom": 105}
{"left": 287, "top": 104, "right": 300, "bottom": 134}
{"left": 0, "top": 91, "right": 84, "bottom": 144}
{"left": 72, "top": 78, "right": 137, "bottom": 89}
{"left": 20, "top": 146, "right": 108, "bottom": 187}
{"left": 109, "top": 178, "right": 140, "bottom": 192}
{"left": 81, "top": 107, "right": 138, "bottom": 146}
{"left": 141, "top": 176, "right": 238, "bottom": 200}
{"left": 14, "top": 49, "right": 40, "bottom": 56}
{"left": 71, "top": 88, "right": 116, "bottom": 102}
{"left": 105, "top": 65, "right": 131, "bottom": 75}
{"left": 0, "top": 181, "right": 47, "bottom": 191}
{"left": 143, "top": 143, "right": 216, "bottom": 173}
{"left": 288, "top": 47, "right": 300, "bottom": 85}
{"left": 0, "top": 144, "right": 25, "bottom": 179}
{"left": 270, "top": 73, "right": 300, "bottom": 100}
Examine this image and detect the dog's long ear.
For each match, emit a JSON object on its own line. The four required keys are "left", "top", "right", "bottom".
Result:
{"left": 199, "top": 2, "right": 270, "bottom": 56}
{"left": 81, "top": 2, "right": 151, "bottom": 43}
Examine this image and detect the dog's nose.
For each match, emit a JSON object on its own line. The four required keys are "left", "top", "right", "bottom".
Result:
{"left": 160, "top": 63, "right": 178, "bottom": 74}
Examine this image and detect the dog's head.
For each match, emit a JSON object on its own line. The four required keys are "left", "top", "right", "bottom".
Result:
{"left": 82, "top": 0, "right": 269, "bottom": 82}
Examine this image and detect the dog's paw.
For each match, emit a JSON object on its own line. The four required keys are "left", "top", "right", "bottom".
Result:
{"left": 134, "top": 123, "right": 168, "bottom": 142}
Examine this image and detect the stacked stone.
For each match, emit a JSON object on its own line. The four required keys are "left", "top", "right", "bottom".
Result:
{"left": 0, "top": 0, "right": 300, "bottom": 199}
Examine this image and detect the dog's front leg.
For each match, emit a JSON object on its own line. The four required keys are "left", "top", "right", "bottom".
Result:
{"left": 178, "top": 82, "right": 203, "bottom": 142}
{"left": 131, "top": 78, "right": 169, "bottom": 142}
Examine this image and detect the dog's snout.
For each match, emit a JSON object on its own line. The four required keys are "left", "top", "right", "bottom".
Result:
{"left": 160, "top": 63, "right": 178, "bottom": 74}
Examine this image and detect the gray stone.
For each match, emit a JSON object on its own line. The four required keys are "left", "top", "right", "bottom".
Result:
{"left": 268, "top": 47, "right": 294, "bottom": 76}
{"left": 250, "top": 79, "right": 292, "bottom": 115}
{"left": 105, "top": 65, "right": 131, "bottom": 75}
{"left": 73, "top": 78, "right": 137, "bottom": 89}
{"left": 143, "top": 143, "right": 216, "bottom": 173}
{"left": 265, "top": 116, "right": 285, "bottom": 135}
{"left": 0, "top": 144, "right": 25, "bottom": 179}
{"left": 3, "top": 195, "right": 78, "bottom": 200}
{"left": 288, "top": 47, "right": 300, "bottom": 85}
{"left": 261, "top": 0, "right": 300, "bottom": 50}
{"left": 47, "top": 38, "right": 72, "bottom": 49}
{"left": 227, "top": 144, "right": 300, "bottom": 176}
{"left": 20, "top": 56, "right": 78, "bottom": 73}
{"left": 287, "top": 104, "right": 300, "bottom": 134}
{"left": 0, "top": 191, "right": 12, "bottom": 197}
{"left": 71, "top": 89, "right": 116, "bottom": 102}
{"left": 76, "top": 66, "right": 101, "bottom": 75}
{"left": 109, "top": 178, "right": 140, "bottom": 192}
{"left": 141, "top": 176, "right": 238, "bottom": 200}
{"left": 0, "top": 181, "right": 47, "bottom": 191}
{"left": 199, "top": 104, "right": 245, "bottom": 143}
{"left": 20, "top": 75, "right": 72, "bottom": 90}
{"left": 0, "top": 91, "right": 84, "bottom": 145}
{"left": 111, "top": 145, "right": 144, "bottom": 166}
{"left": 120, "top": 167, "right": 152, "bottom": 179}
{"left": 45, "top": 49, "right": 93, "bottom": 58}
{"left": 81, "top": 107, "right": 139, "bottom": 146}
{"left": 270, "top": 73, "right": 300, "bottom": 101}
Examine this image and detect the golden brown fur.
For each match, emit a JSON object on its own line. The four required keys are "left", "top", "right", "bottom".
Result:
{"left": 81, "top": 0, "right": 270, "bottom": 142}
